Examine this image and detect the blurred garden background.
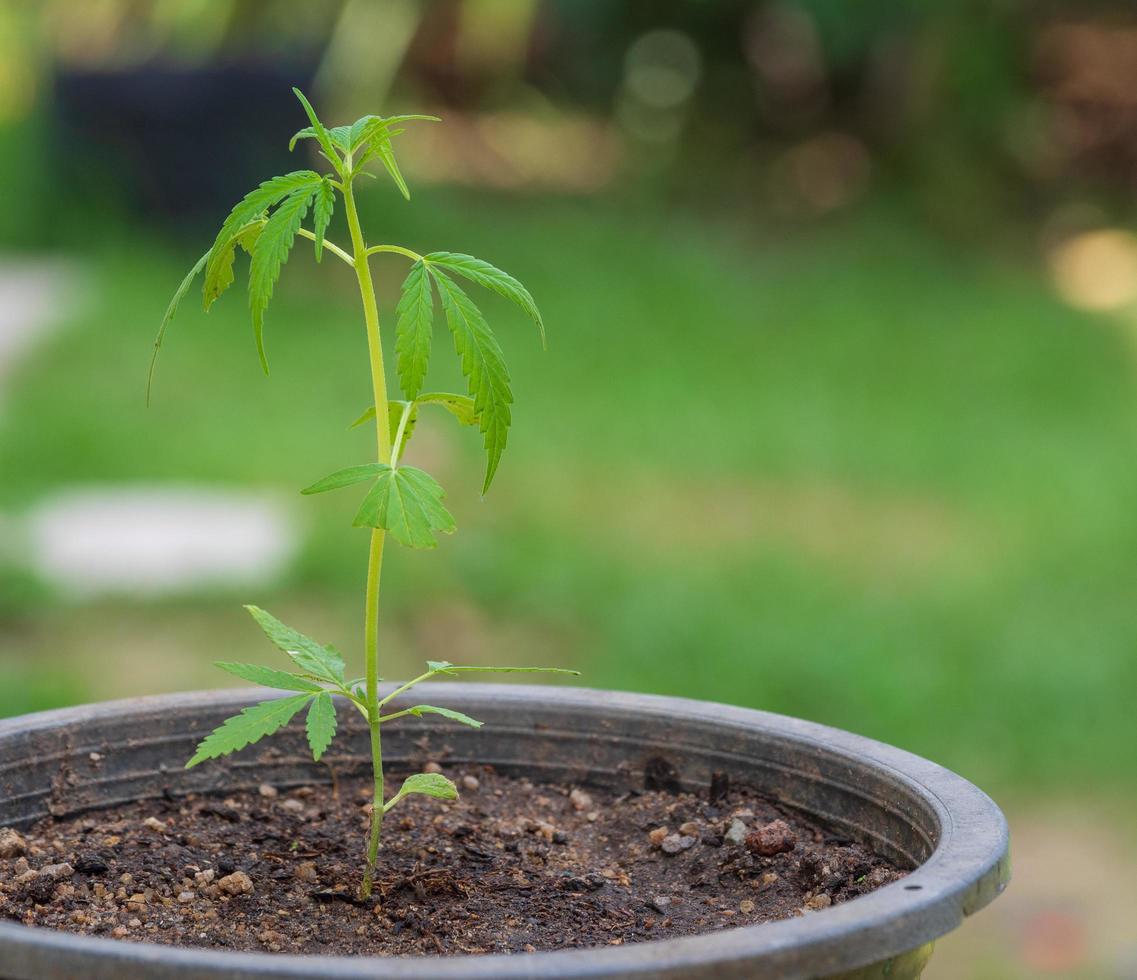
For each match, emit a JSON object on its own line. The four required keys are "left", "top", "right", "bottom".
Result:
{"left": 1, "top": 2, "right": 1136, "bottom": 976}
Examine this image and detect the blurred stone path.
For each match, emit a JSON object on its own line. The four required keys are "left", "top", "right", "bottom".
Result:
{"left": 0, "top": 259, "right": 297, "bottom": 596}
{"left": 0, "top": 258, "right": 81, "bottom": 404}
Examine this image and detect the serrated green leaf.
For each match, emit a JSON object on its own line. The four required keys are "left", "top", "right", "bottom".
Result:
{"left": 352, "top": 395, "right": 475, "bottom": 440}
{"left": 349, "top": 405, "right": 376, "bottom": 429}
{"left": 244, "top": 605, "right": 345, "bottom": 684}
{"left": 354, "top": 115, "right": 439, "bottom": 197}
{"left": 395, "top": 261, "right": 434, "bottom": 399}
{"left": 291, "top": 88, "right": 339, "bottom": 169}
{"left": 417, "top": 392, "right": 479, "bottom": 426}
{"left": 291, "top": 124, "right": 354, "bottom": 154}
{"left": 185, "top": 694, "right": 311, "bottom": 769}
{"left": 300, "top": 463, "right": 383, "bottom": 495}
{"left": 427, "top": 662, "right": 580, "bottom": 677}
{"left": 372, "top": 131, "right": 409, "bottom": 199}
{"left": 198, "top": 221, "right": 266, "bottom": 318}
{"left": 394, "top": 772, "right": 458, "bottom": 803}
{"left": 432, "top": 269, "right": 513, "bottom": 493}
{"left": 214, "top": 662, "right": 322, "bottom": 693}
{"left": 348, "top": 115, "right": 379, "bottom": 150}
{"left": 148, "top": 249, "right": 209, "bottom": 407}
{"left": 312, "top": 178, "right": 335, "bottom": 263}
{"left": 203, "top": 171, "right": 320, "bottom": 312}
{"left": 248, "top": 183, "right": 319, "bottom": 372}
{"left": 305, "top": 692, "right": 337, "bottom": 761}
{"left": 425, "top": 252, "right": 545, "bottom": 348}
{"left": 352, "top": 464, "right": 456, "bottom": 549}
{"left": 354, "top": 114, "right": 439, "bottom": 150}
{"left": 401, "top": 704, "right": 484, "bottom": 728}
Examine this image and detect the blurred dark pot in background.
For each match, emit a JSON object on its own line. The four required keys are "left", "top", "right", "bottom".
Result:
{"left": 52, "top": 60, "right": 318, "bottom": 225}
{"left": 0, "top": 686, "right": 1008, "bottom": 978}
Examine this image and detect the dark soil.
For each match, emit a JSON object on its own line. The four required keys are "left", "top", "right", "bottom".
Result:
{"left": 0, "top": 766, "right": 905, "bottom": 956}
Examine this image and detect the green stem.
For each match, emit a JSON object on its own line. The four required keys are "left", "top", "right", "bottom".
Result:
{"left": 342, "top": 178, "right": 392, "bottom": 901}
{"left": 364, "top": 243, "right": 423, "bottom": 262}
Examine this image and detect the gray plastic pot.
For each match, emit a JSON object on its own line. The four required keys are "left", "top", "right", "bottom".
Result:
{"left": 0, "top": 685, "right": 1008, "bottom": 979}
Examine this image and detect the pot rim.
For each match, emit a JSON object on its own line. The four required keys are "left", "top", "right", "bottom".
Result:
{"left": 0, "top": 685, "right": 1009, "bottom": 979}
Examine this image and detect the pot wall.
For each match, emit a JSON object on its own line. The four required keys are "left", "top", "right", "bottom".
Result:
{"left": 0, "top": 685, "right": 1009, "bottom": 979}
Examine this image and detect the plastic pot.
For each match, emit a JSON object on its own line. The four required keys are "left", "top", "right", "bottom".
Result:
{"left": 0, "top": 685, "right": 1009, "bottom": 978}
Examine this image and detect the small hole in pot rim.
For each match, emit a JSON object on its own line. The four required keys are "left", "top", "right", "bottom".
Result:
{"left": 904, "top": 885, "right": 923, "bottom": 891}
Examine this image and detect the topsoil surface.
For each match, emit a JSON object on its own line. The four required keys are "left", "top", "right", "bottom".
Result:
{"left": 0, "top": 765, "right": 905, "bottom": 956}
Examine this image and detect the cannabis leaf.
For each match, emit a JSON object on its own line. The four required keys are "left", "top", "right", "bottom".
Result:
{"left": 425, "top": 660, "right": 580, "bottom": 677}
{"left": 417, "top": 392, "right": 479, "bottom": 426}
{"left": 395, "top": 260, "right": 434, "bottom": 399}
{"left": 291, "top": 113, "right": 438, "bottom": 156}
{"left": 244, "top": 605, "right": 345, "bottom": 685}
{"left": 291, "top": 88, "right": 340, "bottom": 170}
{"left": 148, "top": 249, "right": 209, "bottom": 406}
{"left": 355, "top": 115, "right": 440, "bottom": 198}
{"left": 353, "top": 465, "right": 456, "bottom": 549}
{"left": 385, "top": 772, "right": 458, "bottom": 811}
{"left": 185, "top": 694, "right": 312, "bottom": 769}
{"left": 306, "top": 692, "right": 337, "bottom": 762}
{"left": 396, "top": 704, "right": 484, "bottom": 728}
{"left": 203, "top": 171, "right": 320, "bottom": 312}
{"left": 301, "top": 463, "right": 384, "bottom": 495}
{"left": 351, "top": 394, "right": 475, "bottom": 437}
{"left": 371, "top": 132, "right": 410, "bottom": 200}
{"left": 426, "top": 252, "right": 545, "bottom": 348}
{"left": 214, "top": 662, "right": 323, "bottom": 693}
{"left": 249, "top": 180, "right": 320, "bottom": 372}
{"left": 312, "top": 178, "right": 336, "bottom": 263}
{"left": 433, "top": 270, "right": 513, "bottom": 493}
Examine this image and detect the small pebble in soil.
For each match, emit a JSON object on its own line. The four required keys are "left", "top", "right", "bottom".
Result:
{"left": 746, "top": 819, "right": 797, "bottom": 857}
{"left": 423, "top": 761, "right": 443, "bottom": 774}
{"left": 569, "top": 788, "right": 593, "bottom": 811}
{"left": 0, "top": 828, "right": 26, "bottom": 858}
{"left": 725, "top": 818, "right": 748, "bottom": 845}
{"left": 258, "top": 784, "right": 278, "bottom": 799}
{"left": 739, "top": 899, "right": 756, "bottom": 914}
{"left": 660, "top": 834, "right": 697, "bottom": 855}
{"left": 648, "top": 827, "right": 669, "bottom": 847}
{"left": 142, "top": 817, "right": 167, "bottom": 832}
{"left": 461, "top": 775, "right": 480, "bottom": 791}
{"left": 218, "top": 871, "right": 253, "bottom": 896}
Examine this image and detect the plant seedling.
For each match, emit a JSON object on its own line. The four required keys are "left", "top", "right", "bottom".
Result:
{"left": 151, "top": 89, "right": 576, "bottom": 899}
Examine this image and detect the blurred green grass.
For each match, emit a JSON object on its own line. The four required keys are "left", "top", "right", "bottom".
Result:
{"left": 1, "top": 193, "right": 1135, "bottom": 800}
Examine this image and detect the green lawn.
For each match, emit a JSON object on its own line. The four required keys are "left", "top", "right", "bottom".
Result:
{"left": 1, "top": 193, "right": 1134, "bottom": 800}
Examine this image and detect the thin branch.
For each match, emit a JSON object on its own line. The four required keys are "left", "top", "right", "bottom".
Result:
{"left": 364, "top": 244, "right": 423, "bottom": 262}
{"left": 297, "top": 228, "right": 355, "bottom": 267}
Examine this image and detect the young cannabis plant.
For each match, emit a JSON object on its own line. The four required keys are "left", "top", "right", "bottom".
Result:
{"left": 151, "top": 89, "right": 576, "bottom": 899}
